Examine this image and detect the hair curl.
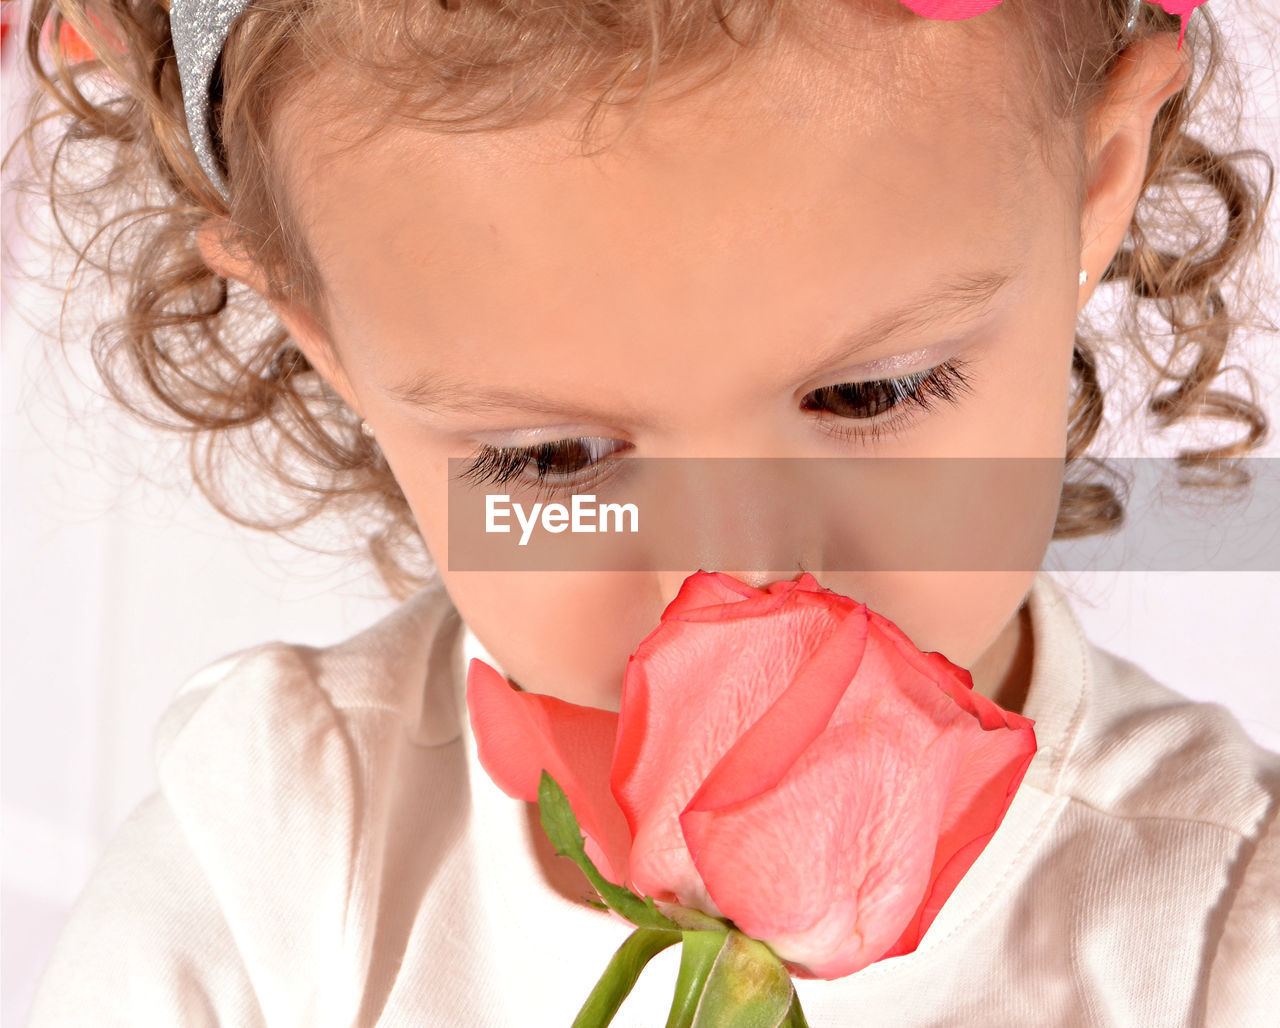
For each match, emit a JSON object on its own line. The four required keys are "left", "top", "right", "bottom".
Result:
{"left": 6, "top": 0, "right": 1276, "bottom": 600}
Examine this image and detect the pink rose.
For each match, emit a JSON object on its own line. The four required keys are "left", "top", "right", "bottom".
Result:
{"left": 467, "top": 571, "right": 1036, "bottom": 980}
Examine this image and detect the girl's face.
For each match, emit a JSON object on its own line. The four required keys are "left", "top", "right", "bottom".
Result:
{"left": 205, "top": 17, "right": 1186, "bottom": 714}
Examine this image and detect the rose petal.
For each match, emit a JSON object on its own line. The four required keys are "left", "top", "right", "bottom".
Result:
{"left": 682, "top": 714, "right": 967, "bottom": 979}
{"left": 685, "top": 606, "right": 869, "bottom": 812}
{"left": 612, "top": 593, "right": 851, "bottom": 909}
{"left": 889, "top": 718, "right": 1036, "bottom": 951}
{"left": 681, "top": 622, "right": 1033, "bottom": 978}
{"left": 865, "top": 608, "right": 977, "bottom": 695}
{"left": 661, "top": 570, "right": 764, "bottom": 618}
{"left": 767, "top": 571, "right": 824, "bottom": 595}
{"left": 465, "top": 658, "right": 631, "bottom": 884}
{"left": 862, "top": 607, "right": 1038, "bottom": 946}
{"left": 851, "top": 622, "right": 1036, "bottom": 954}
{"left": 662, "top": 572, "right": 860, "bottom": 628}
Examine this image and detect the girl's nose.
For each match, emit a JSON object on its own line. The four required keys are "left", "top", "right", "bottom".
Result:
{"left": 642, "top": 458, "right": 823, "bottom": 611}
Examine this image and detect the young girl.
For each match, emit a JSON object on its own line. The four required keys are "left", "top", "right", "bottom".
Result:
{"left": 12, "top": 0, "right": 1279, "bottom": 1023}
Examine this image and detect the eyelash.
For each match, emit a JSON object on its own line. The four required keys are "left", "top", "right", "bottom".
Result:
{"left": 457, "top": 356, "right": 974, "bottom": 501}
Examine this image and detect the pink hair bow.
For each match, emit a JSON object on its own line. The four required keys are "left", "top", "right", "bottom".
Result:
{"left": 900, "top": 0, "right": 1207, "bottom": 49}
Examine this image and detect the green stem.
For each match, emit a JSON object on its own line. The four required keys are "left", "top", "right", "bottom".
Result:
{"left": 665, "top": 931, "right": 730, "bottom": 1028}
{"left": 572, "top": 927, "right": 682, "bottom": 1028}
{"left": 538, "top": 772, "right": 677, "bottom": 931}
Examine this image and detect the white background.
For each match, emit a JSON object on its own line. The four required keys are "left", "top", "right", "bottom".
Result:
{"left": 3, "top": 2, "right": 1279, "bottom": 1023}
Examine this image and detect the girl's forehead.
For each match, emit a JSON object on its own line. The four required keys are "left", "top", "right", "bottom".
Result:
{"left": 276, "top": 19, "right": 1048, "bottom": 353}
{"left": 276, "top": 7, "right": 1027, "bottom": 207}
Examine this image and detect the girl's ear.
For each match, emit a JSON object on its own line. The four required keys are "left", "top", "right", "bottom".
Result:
{"left": 1077, "top": 32, "right": 1191, "bottom": 306}
{"left": 195, "top": 217, "right": 366, "bottom": 417}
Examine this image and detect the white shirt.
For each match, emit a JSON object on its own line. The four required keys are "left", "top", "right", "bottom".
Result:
{"left": 28, "top": 571, "right": 1280, "bottom": 1026}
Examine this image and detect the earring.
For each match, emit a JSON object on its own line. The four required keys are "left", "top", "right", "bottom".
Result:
{"left": 360, "top": 420, "right": 376, "bottom": 439}
{"left": 1079, "top": 268, "right": 1089, "bottom": 287}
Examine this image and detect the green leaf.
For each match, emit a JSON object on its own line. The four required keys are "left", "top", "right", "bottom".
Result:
{"left": 571, "top": 926, "right": 682, "bottom": 1028}
{"left": 689, "top": 931, "right": 796, "bottom": 1028}
{"left": 665, "top": 931, "right": 729, "bottom": 1028}
{"left": 537, "top": 771, "right": 678, "bottom": 931}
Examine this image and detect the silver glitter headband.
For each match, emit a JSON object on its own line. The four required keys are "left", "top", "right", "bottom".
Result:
{"left": 170, "top": 0, "right": 251, "bottom": 201}
{"left": 171, "top": 0, "right": 1151, "bottom": 203}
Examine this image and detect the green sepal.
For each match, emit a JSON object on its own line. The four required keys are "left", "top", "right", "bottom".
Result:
{"left": 537, "top": 771, "right": 678, "bottom": 931}
{"left": 571, "top": 926, "right": 683, "bottom": 1028}
{"left": 780, "top": 991, "right": 811, "bottom": 1028}
{"left": 689, "top": 931, "right": 797, "bottom": 1028}
{"left": 664, "top": 930, "right": 730, "bottom": 1028}
{"left": 655, "top": 900, "right": 732, "bottom": 932}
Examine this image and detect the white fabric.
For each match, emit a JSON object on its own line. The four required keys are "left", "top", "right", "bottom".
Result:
{"left": 28, "top": 571, "right": 1280, "bottom": 1026}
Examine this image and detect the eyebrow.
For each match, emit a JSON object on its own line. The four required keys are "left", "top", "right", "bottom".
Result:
{"left": 385, "top": 268, "right": 1016, "bottom": 422}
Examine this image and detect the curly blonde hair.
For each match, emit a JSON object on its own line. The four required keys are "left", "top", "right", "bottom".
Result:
{"left": 7, "top": 0, "right": 1276, "bottom": 600}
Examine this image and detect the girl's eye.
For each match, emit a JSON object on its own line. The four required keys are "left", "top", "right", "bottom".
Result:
{"left": 457, "top": 436, "right": 631, "bottom": 502}
{"left": 457, "top": 356, "right": 975, "bottom": 500}
{"left": 800, "top": 356, "right": 974, "bottom": 445}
